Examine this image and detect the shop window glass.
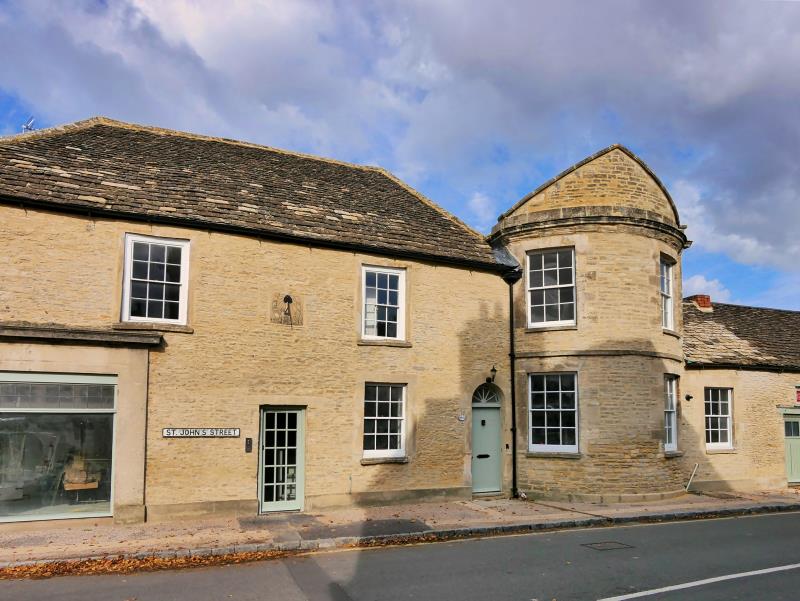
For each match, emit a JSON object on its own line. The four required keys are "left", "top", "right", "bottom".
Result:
{"left": 0, "top": 377, "right": 115, "bottom": 521}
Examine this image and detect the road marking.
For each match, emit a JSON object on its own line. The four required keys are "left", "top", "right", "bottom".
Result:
{"left": 597, "top": 562, "right": 800, "bottom": 600}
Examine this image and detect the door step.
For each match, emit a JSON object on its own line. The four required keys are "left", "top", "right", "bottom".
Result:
{"left": 472, "top": 491, "right": 507, "bottom": 500}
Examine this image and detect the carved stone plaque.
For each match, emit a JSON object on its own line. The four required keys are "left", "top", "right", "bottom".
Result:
{"left": 270, "top": 293, "right": 303, "bottom": 326}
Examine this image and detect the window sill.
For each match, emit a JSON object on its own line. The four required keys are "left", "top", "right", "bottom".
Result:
{"left": 705, "top": 447, "right": 736, "bottom": 455}
{"left": 662, "top": 328, "right": 681, "bottom": 339}
{"left": 357, "top": 339, "right": 412, "bottom": 348}
{"left": 526, "top": 451, "right": 582, "bottom": 459}
{"left": 664, "top": 450, "right": 684, "bottom": 458}
{"left": 524, "top": 324, "right": 578, "bottom": 333}
{"left": 113, "top": 322, "right": 194, "bottom": 334}
{"left": 361, "top": 456, "right": 409, "bottom": 465}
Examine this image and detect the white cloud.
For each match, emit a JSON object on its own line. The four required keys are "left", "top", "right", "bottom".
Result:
{"left": 466, "top": 192, "right": 497, "bottom": 232}
{"left": 0, "top": 0, "right": 798, "bottom": 307}
{"left": 683, "top": 274, "right": 732, "bottom": 303}
{"left": 672, "top": 179, "right": 799, "bottom": 269}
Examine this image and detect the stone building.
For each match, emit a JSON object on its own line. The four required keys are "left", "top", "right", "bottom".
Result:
{"left": 0, "top": 117, "right": 797, "bottom": 525}
{"left": 682, "top": 298, "right": 800, "bottom": 492}
{"left": 489, "top": 145, "right": 690, "bottom": 501}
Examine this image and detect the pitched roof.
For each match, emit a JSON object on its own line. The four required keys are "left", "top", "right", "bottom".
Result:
{"left": 0, "top": 117, "right": 499, "bottom": 270}
{"left": 496, "top": 144, "right": 682, "bottom": 225}
{"left": 683, "top": 300, "right": 800, "bottom": 371}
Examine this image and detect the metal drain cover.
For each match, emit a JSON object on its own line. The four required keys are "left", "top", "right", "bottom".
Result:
{"left": 582, "top": 541, "right": 634, "bottom": 551}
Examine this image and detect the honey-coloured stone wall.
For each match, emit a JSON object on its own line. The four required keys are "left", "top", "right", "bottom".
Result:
{"left": 494, "top": 145, "right": 688, "bottom": 500}
{"left": 680, "top": 369, "right": 799, "bottom": 491}
{"left": 0, "top": 205, "right": 510, "bottom": 516}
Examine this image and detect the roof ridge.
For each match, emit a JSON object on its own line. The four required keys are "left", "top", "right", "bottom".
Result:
{"left": 374, "top": 167, "right": 489, "bottom": 246}
{"left": 0, "top": 115, "right": 385, "bottom": 175}
{"left": 0, "top": 116, "right": 110, "bottom": 144}
{"left": 684, "top": 300, "right": 800, "bottom": 315}
{"left": 496, "top": 143, "right": 681, "bottom": 225}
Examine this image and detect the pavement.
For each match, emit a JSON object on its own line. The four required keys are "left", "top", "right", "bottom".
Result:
{"left": 2, "top": 487, "right": 800, "bottom": 572}
{"left": 5, "top": 510, "right": 800, "bottom": 600}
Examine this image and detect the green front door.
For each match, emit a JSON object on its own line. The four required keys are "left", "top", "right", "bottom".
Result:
{"left": 472, "top": 406, "right": 502, "bottom": 493}
{"left": 785, "top": 418, "right": 800, "bottom": 484}
{"left": 260, "top": 407, "right": 305, "bottom": 512}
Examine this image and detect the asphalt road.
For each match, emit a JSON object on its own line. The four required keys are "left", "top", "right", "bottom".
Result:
{"left": 4, "top": 512, "right": 800, "bottom": 601}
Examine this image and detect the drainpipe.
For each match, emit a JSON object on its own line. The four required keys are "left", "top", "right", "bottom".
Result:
{"left": 502, "top": 267, "right": 523, "bottom": 498}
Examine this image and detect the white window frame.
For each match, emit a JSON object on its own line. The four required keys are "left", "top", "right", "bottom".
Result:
{"left": 660, "top": 258, "right": 674, "bottom": 330}
{"left": 526, "top": 248, "right": 576, "bottom": 328}
{"left": 122, "top": 233, "right": 191, "bottom": 325}
{"left": 664, "top": 375, "right": 678, "bottom": 452}
{"left": 361, "top": 265, "right": 406, "bottom": 341}
{"left": 705, "top": 387, "right": 734, "bottom": 450}
{"left": 528, "top": 372, "right": 579, "bottom": 454}
{"left": 362, "top": 383, "right": 406, "bottom": 459}
{"left": 0, "top": 371, "right": 117, "bottom": 523}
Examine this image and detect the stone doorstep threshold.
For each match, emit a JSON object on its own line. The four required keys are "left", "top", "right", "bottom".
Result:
{"left": 3, "top": 501, "right": 800, "bottom": 575}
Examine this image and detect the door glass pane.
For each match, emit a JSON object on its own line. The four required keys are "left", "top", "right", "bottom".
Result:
{"left": 262, "top": 410, "right": 301, "bottom": 508}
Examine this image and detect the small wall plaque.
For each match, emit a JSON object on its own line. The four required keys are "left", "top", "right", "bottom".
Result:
{"left": 163, "top": 428, "right": 240, "bottom": 438}
{"left": 270, "top": 293, "right": 304, "bottom": 326}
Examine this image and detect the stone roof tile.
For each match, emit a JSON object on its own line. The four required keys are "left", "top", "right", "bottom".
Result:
{"left": 0, "top": 117, "right": 499, "bottom": 270}
{"left": 683, "top": 301, "right": 800, "bottom": 371}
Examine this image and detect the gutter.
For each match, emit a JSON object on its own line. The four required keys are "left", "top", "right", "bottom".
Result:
{"left": 501, "top": 267, "right": 523, "bottom": 497}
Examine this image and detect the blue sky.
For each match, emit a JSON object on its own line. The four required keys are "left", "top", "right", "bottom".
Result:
{"left": 0, "top": 0, "right": 798, "bottom": 309}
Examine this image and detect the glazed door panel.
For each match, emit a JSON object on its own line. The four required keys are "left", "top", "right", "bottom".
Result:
{"left": 260, "top": 408, "right": 305, "bottom": 512}
{"left": 785, "top": 418, "right": 800, "bottom": 484}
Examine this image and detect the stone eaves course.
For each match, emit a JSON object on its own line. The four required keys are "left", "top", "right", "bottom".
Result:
{"left": 0, "top": 117, "right": 499, "bottom": 271}
{"left": 683, "top": 301, "right": 800, "bottom": 372}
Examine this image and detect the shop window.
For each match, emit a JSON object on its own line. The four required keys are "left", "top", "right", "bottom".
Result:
{"left": 0, "top": 374, "right": 115, "bottom": 522}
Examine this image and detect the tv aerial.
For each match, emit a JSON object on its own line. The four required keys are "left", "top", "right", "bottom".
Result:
{"left": 22, "top": 117, "right": 35, "bottom": 133}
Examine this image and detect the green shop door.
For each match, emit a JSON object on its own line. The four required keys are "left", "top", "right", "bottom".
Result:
{"left": 259, "top": 407, "right": 305, "bottom": 512}
{"left": 785, "top": 418, "right": 800, "bottom": 484}
{"left": 472, "top": 406, "right": 502, "bottom": 493}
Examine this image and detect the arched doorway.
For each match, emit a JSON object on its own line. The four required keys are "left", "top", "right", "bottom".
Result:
{"left": 471, "top": 383, "right": 502, "bottom": 494}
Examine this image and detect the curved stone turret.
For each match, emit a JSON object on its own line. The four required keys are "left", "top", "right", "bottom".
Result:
{"left": 491, "top": 145, "right": 691, "bottom": 501}
{"left": 500, "top": 145, "right": 680, "bottom": 225}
